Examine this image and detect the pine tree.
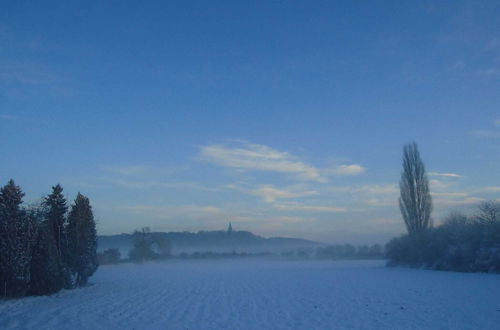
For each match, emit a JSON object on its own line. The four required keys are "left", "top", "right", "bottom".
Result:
{"left": 27, "top": 202, "right": 67, "bottom": 295}
{"left": 44, "top": 184, "right": 68, "bottom": 257}
{"left": 66, "top": 193, "right": 98, "bottom": 287}
{"left": 0, "top": 180, "right": 33, "bottom": 297}
{"left": 44, "top": 184, "right": 70, "bottom": 288}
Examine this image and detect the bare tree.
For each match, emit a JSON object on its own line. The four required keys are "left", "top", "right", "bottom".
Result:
{"left": 476, "top": 201, "right": 499, "bottom": 224}
{"left": 399, "top": 142, "right": 432, "bottom": 234}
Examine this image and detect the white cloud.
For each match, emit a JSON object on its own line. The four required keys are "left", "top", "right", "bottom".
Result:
{"left": 249, "top": 185, "right": 318, "bottom": 203}
{"left": 259, "top": 216, "right": 311, "bottom": 224}
{"left": 200, "top": 142, "right": 326, "bottom": 182}
{"left": 273, "top": 202, "right": 346, "bottom": 213}
{"left": 428, "top": 172, "right": 464, "bottom": 178}
{"left": 122, "top": 204, "right": 315, "bottom": 234}
{"left": 328, "top": 184, "right": 398, "bottom": 195}
{"left": 332, "top": 164, "right": 366, "bottom": 176}
{"left": 475, "top": 186, "right": 500, "bottom": 193}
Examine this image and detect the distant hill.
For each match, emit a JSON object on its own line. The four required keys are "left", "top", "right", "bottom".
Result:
{"left": 98, "top": 228, "right": 322, "bottom": 257}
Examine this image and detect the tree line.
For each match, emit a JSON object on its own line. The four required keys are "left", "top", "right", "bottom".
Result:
{"left": 316, "top": 244, "right": 384, "bottom": 260}
{"left": 386, "top": 142, "right": 500, "bottom": 272}
{"left": 0, "top": 180, "right": 97, "bottom": 297}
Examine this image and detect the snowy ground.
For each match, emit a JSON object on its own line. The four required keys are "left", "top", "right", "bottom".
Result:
{"left": 1, "top": 259, "right": 500, "bottom": 330}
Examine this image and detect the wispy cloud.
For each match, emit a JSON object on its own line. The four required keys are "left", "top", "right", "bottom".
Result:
{"left": 428, "top": 172, "right": 464, "bottom": 178}
{"left": 331, "top": 164, "right": 366, "bottom": 176}
{"left": 249, "top": 185, "right": 318, "bottom": 203}
{"left": 355, "top": 184, "right": 398, "bottom": 195}
{"left": 273, "top": 202, "right": 346, "bottom": 213}
{"left": 226, "top": 183, "right": 318, "bottom": 203}
{"left": 328, "top": 184, "right": 398, "bottom": 196}
{"left": 122, "top": 204, "right": 313, "bottom": 233}
{"left": 474, "top": 186, "right": 500, "bottom": 193}
{"left": 363, "top": 198, "right": 397, "bottom": 207}
{"left": 200, "top": 142, "right": 326, "bottom": 182}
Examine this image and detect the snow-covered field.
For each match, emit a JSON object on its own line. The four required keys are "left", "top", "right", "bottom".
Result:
{"left": 1, "top": 259, "right": 499, "bottom": 329}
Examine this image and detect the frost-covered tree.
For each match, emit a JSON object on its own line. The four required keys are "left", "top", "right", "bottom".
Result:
{"left": 399, "top": 142, "right": 433, "bottom": 235}
{"left": 0, "top": 180, "right": 34, "bottom": 297}
{"left": 67, "top": 193, "right": 98, "bottom": 287}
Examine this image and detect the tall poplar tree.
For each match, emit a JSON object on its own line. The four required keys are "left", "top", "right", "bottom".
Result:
{"left": 399, "top": 142, "right": 433, "bottom": 235}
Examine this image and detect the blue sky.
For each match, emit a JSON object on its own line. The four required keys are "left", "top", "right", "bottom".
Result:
{"left": 1, "top": 1, "right": 499, "bottom": 243}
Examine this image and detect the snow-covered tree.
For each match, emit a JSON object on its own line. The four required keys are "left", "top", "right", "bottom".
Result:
{"left": 67, "top": 193, "right": 98, "bottom": 287}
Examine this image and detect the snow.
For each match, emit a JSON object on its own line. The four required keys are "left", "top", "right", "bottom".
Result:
{"left": 1, "top": 259, "right": 500, "bottom": 329}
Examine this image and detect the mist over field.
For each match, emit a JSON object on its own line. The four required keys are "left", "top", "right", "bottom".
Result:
{"left": 2, "top": 1, "right": 500, "bottom": 329}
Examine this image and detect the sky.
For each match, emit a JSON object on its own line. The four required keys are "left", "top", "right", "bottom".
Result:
{"left": 1, "top": 1, "right": 499, "bottom": 244}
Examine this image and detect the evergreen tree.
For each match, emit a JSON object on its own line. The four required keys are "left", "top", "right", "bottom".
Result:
{"left": 27, "top": 202, "right": 66, "bottom": 295}
{"left": 44, "top": 184, "right": 68, "bottom": 257}
{"left": 0, "top": 180, "right": 33, "bottom": 297}
{"left": 66, "top": 193, "right": 98, "bottom": 287}
{"left": 44, "top": 184, "right": 71, "bottom": 288}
